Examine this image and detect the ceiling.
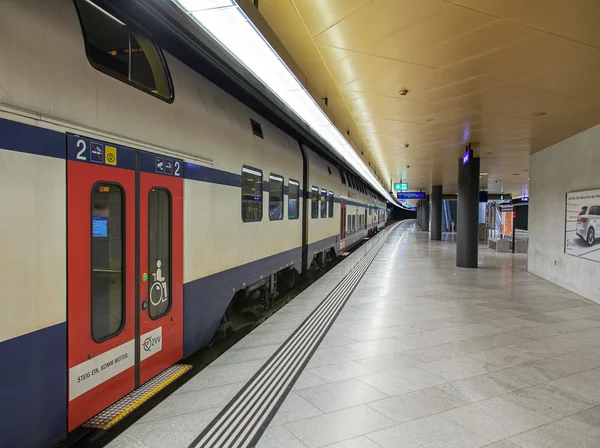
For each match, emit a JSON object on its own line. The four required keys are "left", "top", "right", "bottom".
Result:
{"left": 241, "top": 0, "right": 600, "bottom": 195}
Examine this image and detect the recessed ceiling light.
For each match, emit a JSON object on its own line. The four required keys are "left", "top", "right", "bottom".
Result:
{"left": 530, "top": 112, "right": 547, "bottom": 117}
{"left": 481, "top": 172, "right": 488, "bottom": 175}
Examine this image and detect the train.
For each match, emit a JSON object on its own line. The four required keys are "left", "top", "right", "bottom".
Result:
{"left": 0, "top": 1, "right": 389, "bottom": 447}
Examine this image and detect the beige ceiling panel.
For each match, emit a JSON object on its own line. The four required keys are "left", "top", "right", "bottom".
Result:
{"left": 314, "top": 0, "right": 448, "bottom": 50}
{"left": 450, "top": 0, "right": 600, "bottom": 48}
{"left": 317, "top": 44, "right": 354, "bottom": 65}
{"left": 369, "top": 5, "right": 497, "bottom": 63}
{"left": 292, "top": 0, "right": 372, "bottom": 37}
{"left": 448, "top": 0, "right": 548, "bottom": 18}
{"left": 252, "top": 0, "right": 600, "bottom": 195}
{"left": 446, "top": 32, "right": 600, "bottom": 98}
{"left": 419, "top": 20, "right": 535, "bottom": 72}
{"left": 328, "top": 52, "right": 398, "bottom": 86}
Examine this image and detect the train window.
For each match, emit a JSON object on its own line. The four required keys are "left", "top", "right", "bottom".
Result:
{"left": 242, "top": 166, "right": 263, "bottom": 222}
{"left": 347, "top": 215, "right": 351, "bottom": 233}
{"left": 320, "top": 189, "right": 327, "bottom": 218}
{"left": 288, "top": 179, "right": 299, "bottom": 220}
{"left": 269, "top": 174, "right": 284, "bottom": 221}
{"left": 74, "top": 0, "right": 173, "bottom": 102}
{"left": 352, "top": 215, "right": 356, "bottom": 231}
{"left": 311, "top": 186, "right": 319, "bottom": 219}
{"left": 339, "top": 169, "right": 346, "bottom": 185}
{"left": 328, "top": 191, "right": 334, "bottom": 218}
{"left": 148, "top": 188, "right": 171, "bottom": 319}
{"left": 91, "top": 183, "right": 125, "bottom": 342}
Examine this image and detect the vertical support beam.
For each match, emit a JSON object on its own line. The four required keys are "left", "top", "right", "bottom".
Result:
{"left": 416, "top": 201, "right": 421, "bottom": 228}
{"left": 456, "top": 156, "right": 480, "bottom": 268}
{"left": 422, "top": 195, "right": 430, "bottom": 232}
{"left": 431, "top": 185, "right": 442, "bottom": 240}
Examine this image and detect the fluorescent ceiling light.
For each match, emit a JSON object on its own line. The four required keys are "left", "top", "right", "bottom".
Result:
{"left": 172, "top": 0, "right": 403, "bottom": 208}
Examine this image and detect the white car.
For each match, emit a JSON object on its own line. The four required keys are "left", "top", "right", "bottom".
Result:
{"left": 576, "top": 206, "right": 600, "bottom": 246}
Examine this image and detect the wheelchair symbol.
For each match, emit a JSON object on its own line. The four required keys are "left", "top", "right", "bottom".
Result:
{"left": 149, "top": 260, "right": 168, "bottom": 306}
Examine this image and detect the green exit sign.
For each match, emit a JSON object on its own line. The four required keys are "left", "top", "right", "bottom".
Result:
{"left": 393, "top": 183, "right": 408, "bottom": 191}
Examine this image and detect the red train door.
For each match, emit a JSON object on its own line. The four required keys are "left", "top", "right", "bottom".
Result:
{"left": 138, "top": 152, "right": 183, "bottom": 384}
{"left": 67, "top": 135, "right": 183, "bottom": 430}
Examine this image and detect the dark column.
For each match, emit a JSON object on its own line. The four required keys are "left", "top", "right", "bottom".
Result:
{"left": 431, "top": 185, "right": 442, "bottom": 240}
{"left": 456, "top": 156, "right": 480, "bottom": 268}
{"left": 422, "top": 195, "right": 430, "bottom": 232}
{"left": 416, "top": 201, "right": 421, "bottom": 228}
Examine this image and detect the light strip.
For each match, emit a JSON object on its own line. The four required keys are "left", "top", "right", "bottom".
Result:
{"left": 171, "top": 0, "right": 404, "bottom": 208}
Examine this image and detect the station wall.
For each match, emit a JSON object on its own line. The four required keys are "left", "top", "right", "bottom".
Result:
{"left": 529, "top": 124, "right": 600, "bottom": 304}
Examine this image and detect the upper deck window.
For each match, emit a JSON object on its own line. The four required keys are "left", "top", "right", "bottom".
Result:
{"left": 74, "top": 0, "right": 173, "bottom": 102}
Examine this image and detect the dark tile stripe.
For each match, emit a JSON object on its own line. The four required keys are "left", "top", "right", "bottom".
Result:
{"left": 188, "top": 223, "right": 401, "bottom": 448}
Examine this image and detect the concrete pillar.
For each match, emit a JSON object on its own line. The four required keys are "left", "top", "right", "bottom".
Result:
{"left": 456, "top": 156, "right": 480, "bottom": 268}
{"left": 416, "top": 201, "right": 421, "bottom": 228}
{"left": 431, "top": 186, "right": 442, "bottom": 240}
{"left": 422, "top": 195, "right": 430, "bottom": 232}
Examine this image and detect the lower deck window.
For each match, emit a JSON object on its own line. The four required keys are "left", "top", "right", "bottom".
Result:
{"left": 242, "top": 166, "right": 263, "bottom": 222}
{"left": 288, "top": 180, "right": 300, "bottom": 219}
{"left": 311, "top": 186, "right": 319, "bottom": 219}
{"left": 320, "top": 188, "right": 327, "bottom": 218}
{"left": 269, "top": 174, "right": 284, "bottom": 220}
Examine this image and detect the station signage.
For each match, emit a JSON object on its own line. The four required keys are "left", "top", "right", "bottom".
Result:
{"left": 393, "top": 182, "right": 408, "bottom": 191}
{"left": 397, "top": 192, "right": 425, "bottom": 199}
{"left": 462, "top": 148, "right": 473, "bottom": 165}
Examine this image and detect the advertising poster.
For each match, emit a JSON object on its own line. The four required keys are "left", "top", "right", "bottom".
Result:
{"left": 565, "top": 188, "right": 600, "bottom": 262}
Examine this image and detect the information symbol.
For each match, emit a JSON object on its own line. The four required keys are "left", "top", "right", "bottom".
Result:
{"left": 106, "top": 153, "right": 115, "bottom": 163}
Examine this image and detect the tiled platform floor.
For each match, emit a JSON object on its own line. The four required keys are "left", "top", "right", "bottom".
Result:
{"left": 111, "top": 221, "right": 600, "bottom": 448}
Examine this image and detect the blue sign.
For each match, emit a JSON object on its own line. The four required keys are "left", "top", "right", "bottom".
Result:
{"left": 155, "top": 157, "right": 165, "bottom": 174}
{"left": 90, "top": 142, "right": 104, "bottom": 163}
{"left": 462, "top": 148, "right": 472, "bottom": 165}
{"left": 397, "top": 192, "right": 425, "bottom": 199}
{"left": 92, "top": 216, "right": 108, "bottom": 237}
{"left": 165, "top": 159, "right": 173, "bottom": 175}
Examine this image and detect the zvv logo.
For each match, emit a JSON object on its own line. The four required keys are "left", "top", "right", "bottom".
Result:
{"left": 142, "top": 335, "right": 161, "bottom": 352}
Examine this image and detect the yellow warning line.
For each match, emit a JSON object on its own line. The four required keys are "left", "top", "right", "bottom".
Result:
{"left": 86, "top": 364, "right": 192, "bottom": 430}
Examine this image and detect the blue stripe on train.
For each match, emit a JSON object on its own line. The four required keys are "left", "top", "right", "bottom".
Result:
{"left": 0, "top": 117, "right": 384, "bottom": 210}
{"left": 0, "top": 117, "right": 64, "bottom": 158}
{"left": 0, "top": 322, "right": 67, "bottom": 448}
{"left": 182, "top": 235, "right": 341, "bottom": 356}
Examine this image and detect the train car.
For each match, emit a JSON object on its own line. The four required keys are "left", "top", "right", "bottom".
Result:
{"left": 0, "top": 1, "right": 389, "bottom": 447}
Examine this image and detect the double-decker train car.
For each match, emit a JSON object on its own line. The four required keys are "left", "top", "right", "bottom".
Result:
{"left": 0, "top": 1, "right": 389, "bottom": 446}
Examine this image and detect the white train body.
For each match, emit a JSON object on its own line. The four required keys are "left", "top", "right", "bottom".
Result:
{"left": 0, "top": 1, "right": 388, "bottom": 447}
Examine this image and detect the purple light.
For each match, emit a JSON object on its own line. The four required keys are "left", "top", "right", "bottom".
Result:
{"left": 462, "top": 149, "right": 471, "bottom": 165}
